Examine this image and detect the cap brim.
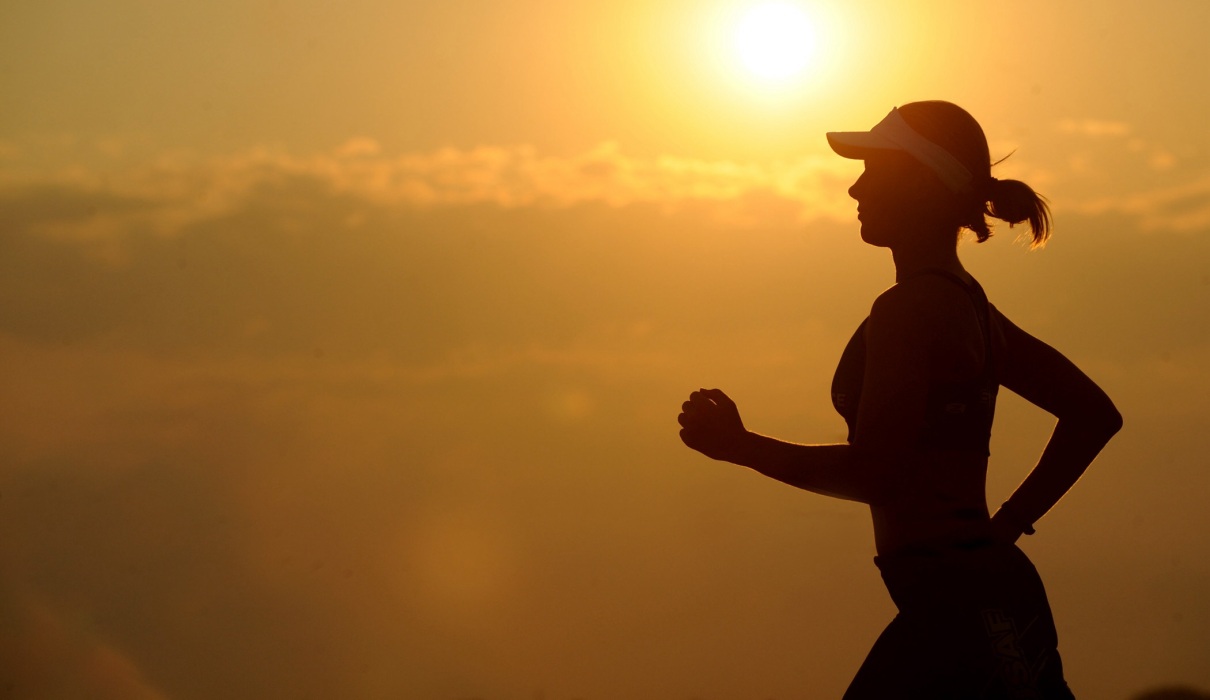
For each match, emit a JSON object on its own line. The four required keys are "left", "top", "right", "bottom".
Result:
{"left": 826, "top": 131, "right": 901, "bottom": 160}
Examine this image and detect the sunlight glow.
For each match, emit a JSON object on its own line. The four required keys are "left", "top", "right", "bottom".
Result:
{"left": 734, "top": 2, "right": 817, "bottom": 82}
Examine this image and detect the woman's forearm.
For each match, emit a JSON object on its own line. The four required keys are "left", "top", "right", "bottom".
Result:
{"left": 997, "top": 413, "right": 1123, "bottom": 532}
{"left": 730, "top": 433, "right": 876, "bottom": 503}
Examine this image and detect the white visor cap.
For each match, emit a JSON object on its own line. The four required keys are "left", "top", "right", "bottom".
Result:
{"left": 827, "top": 107, "right": 974, "bottom": 195}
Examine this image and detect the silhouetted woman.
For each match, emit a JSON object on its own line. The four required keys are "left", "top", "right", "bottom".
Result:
{"left": 677, "top": 101, "right": 1122, "bottom": 699}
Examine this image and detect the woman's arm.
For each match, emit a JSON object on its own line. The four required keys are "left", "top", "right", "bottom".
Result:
{"left": 678, "top": 388, "right": 875, "bottom": 502}
{"left": 678, "top": 282, "right": 946, "bottom": 504}
{"left": 990, "top": 308, "right": 1123, "bottom": 538}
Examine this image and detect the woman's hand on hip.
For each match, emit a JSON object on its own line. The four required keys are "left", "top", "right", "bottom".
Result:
{"left": 678, "top": 388, "right": 750, "bottom": 464}
{"left": 989, "top": 509, "right": 1026, "bottom": 546}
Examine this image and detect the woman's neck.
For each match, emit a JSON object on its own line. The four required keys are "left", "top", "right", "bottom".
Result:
{"left": 890, "top": 239, "right": 966, "bottom": 284}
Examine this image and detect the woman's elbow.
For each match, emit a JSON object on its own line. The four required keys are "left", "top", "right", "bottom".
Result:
{"left": 1065, "top": 397, "right": 1123, "bottom": 439}
{"left": 1093, "top": 389, "right": 1124, "bottom": 437}
{"left": 1102, "top": 402, "right": 1124, "bottom": 437}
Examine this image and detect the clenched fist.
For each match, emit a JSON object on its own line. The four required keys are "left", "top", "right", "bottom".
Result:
{"left": 677, "top": 388, "right": 750, "bottom": 464}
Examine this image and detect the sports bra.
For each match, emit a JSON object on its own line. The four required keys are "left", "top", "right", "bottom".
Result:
{"left": 830, "top": 270, "right": 999, "bottom": 454}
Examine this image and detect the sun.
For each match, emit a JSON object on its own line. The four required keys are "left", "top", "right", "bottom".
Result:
{"left": 733, "top": 2, "right": 817, "bottom": 83}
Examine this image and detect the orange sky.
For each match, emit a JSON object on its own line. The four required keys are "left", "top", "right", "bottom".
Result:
{"left": 2, "top": 1, "right": 1209, "bottom": 698}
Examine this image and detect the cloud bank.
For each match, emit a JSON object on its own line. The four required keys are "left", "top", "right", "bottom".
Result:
{"left": 4, "top": 127, "right": 1206, "bottom": 245}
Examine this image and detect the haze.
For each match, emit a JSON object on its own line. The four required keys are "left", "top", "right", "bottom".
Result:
{"left": 2, "top": 1, "right": 1208, "bottom": 698}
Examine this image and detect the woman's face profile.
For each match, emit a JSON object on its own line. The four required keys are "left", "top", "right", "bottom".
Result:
{"left": 848, "top": 151, "right": 950, "bottom": 247}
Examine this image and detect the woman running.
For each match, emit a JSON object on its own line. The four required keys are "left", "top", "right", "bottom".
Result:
{"left": 677, "top": 100, "right": 1122, "bottom": 699}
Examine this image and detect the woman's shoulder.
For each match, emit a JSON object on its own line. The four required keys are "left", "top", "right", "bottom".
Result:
{"left": 868, "top": 274, "right": 987, "bottom": 373}
{"left": 865, "top": 282, "right": 953, "bottom": 357}
{"left": 871, "top": 273, "right": 975, "bottom": 326}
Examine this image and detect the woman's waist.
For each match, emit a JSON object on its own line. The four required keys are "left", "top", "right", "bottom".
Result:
{"left": 871, "top": 503, "right": 993, "bottom": 558}
{"left": 872, "top": 541, "right": 1044, "bottom": 614}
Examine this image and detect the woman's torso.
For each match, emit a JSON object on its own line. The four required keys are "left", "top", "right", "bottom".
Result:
{"left": 831, "top": 270, "right": 1003, "bottom": 555}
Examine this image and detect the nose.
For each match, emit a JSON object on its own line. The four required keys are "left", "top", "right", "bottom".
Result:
{"left": 848, "top": 170, "right": 866, "bottom": 201}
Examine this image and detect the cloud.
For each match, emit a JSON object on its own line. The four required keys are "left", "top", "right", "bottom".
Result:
{"left": 1030, "top": 118, "right": 1210, "bottom": 228}
{"left": 0, "top": 140, "right": 863, "bottom": 243}
{"left": 7, "top": 131, "right": 1208, "bottom": 251}
{"left": 1069, "top": 174, "right": 1210, "bottom": 232}
{"left": 1057, "top": 118, "right": 1132, "bottom": 137}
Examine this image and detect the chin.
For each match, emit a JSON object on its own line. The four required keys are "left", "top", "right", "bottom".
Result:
{"left": 859, "top": 223, "right": 893, "bottom": 248}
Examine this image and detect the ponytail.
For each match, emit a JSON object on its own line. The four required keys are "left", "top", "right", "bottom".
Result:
{"left": 963, "top": 176, "right": 1052, "bottom": 249}
{"left": 986, "top": 177, "right": 1051, "bottom": 248}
